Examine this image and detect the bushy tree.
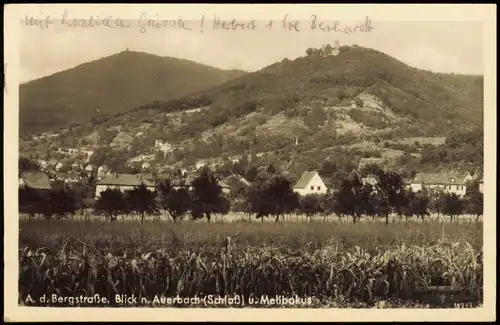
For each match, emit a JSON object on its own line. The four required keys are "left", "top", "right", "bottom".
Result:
{"left": 156, "top": 179, "right": 191, "bottom": 222}
{"left": 464, "top": 180, "right": 483, "bottom": 222}
{"left": 18, "top": 186, "right": 45, "bottom": 219}
{"left": 226, "top": 179, "right": 250, "bottom": 213}
{"left": 214, "top": 195, "right": 231, "bottom": 216}
{"left": 94, "top": 188, "right": 129, "bottom": 222}
{"left": 125, "top": 184, "right": 158, "bottom": 223}
{"left": 361, "top": 183, "right": 380, "bottom": 220}
{"left": 300, "top": 194, "right": 324, "bottom": 219}
{"left": 404, "top": 190, "right": 430, "bottom": 221}
{"left": 427, "top": 188, "right": 446, "bottom": 219}
{"left": 323, "top": 44, "right": 333, "bottom": 56}
{"left": 190, "top": 171, "right": 229, "bottom": 223}
{"left": 69, "top": 182, "right": 94, "bottom": 218}
{"left": 371, "top": 168, "right": 406, "bottom": 225}
{"left": 442, "top": 193, "right": 464, "bottom": 222}
{"left": 332, "top": 174, "right": 375, "bottom": 223}
{"left": 41, "top": 188, "right": 77, "bottom": 220}
{"left": 246, "top": 174, "right": 299, "bottom": 223}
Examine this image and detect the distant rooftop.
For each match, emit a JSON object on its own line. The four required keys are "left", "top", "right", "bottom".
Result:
{"left": 293, "top": 171, "right": 319, "bottom": 189}
{"left": 412, "top": 171, "right": 471, "bottom": 185}
{"left": 96, "top": 174, "right": 155, "bottom": 187}
{"left": 19, "top": 170, "right": 51, "bottom": 190}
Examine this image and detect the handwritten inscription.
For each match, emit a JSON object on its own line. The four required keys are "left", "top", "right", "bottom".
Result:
{"left": 139, "top": 12, "right": 191, "bottom": 33}
{"left": 311, "top": 15, "right": 374, "bottom": 33}
{"left": 24, "top": 13, "right": 52, "bottom": 31}
{"left": 212, "top": 16, "right": 257, "bottom": 31}
{"left": 282, "top": 14, "right": 300, "bottom": 32}
{"left": 22, "top": 10, "right": 375, "bottom": 34}
{"left": 61, "top": 9, "right": 131, "bottom": 29}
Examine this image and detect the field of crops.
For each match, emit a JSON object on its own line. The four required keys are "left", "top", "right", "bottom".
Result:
{"left": 19, "top": 217, "right": 483, "bottom": 308}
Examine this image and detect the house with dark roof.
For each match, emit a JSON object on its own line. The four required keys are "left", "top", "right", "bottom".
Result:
{"left": 479, "top": 177, "right": 484, "bottom": 193}
{"left": 293, "top": 171, "right": 328, "bottom": 196}
{"left": 410, "top": 171, "right": 473, "bottom": 196}
{"left": 19, "top": 170, "right": 52, "bottom": 191}
{"left": 95, "top": 173, "right": 156, "bottom": 198}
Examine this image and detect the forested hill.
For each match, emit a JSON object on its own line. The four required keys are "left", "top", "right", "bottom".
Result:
{"left": 117, "top": 45, "right": 483, "bottom": 134}
{"left": 19, "top": 50, "right": 246, "bottom": 134}
{"left": 21, "top": 45, "right": 483, "bottom": 183}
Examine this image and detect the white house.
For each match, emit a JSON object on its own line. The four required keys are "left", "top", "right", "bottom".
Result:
{"left": 410, "top": 171, "right": 473, "bottom": 197}
{"left": 57, "top": 147, "right": 79, "bottom": 155}
{"left": 55, "top": 162, "right": 64, "bottom": 171}
{"left": 155, "top": 140, "right": 174, "bottom": 153}
{"left": 228, "top": 156, "right": 241, "bottom": 164}
{"left": 81, "top": 149, "right": 94, "bottom": 162}
{"left": 479, "top": 177, "right": 484, "bottom": 193}
{"left": 85, "top": 164, "right": 96, "bottom": 172}
{"left": 95, "top": 174, "right": 156, "bottom": 198}
{"left": 293, "top": 171, "right": 328, "bottom": 196}
{"left": 195, "top": 160, "right": 206, "bottom": 170}
{"left": 37, "top": 160, "right": 48, "bottom": 170}
{"left": 142, "top": 162, "right": 151, "bottom": 170}
{"left": 219, "top": 181, "right": 231, "bottom": 194}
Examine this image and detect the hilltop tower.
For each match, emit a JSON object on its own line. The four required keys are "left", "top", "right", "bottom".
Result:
{"left": 332, "top": 40, "right": 340, "bottom": 56}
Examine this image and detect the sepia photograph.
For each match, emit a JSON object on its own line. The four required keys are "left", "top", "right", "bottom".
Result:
{"left": 4, "top": 3, "right": 496, "bottom": 322}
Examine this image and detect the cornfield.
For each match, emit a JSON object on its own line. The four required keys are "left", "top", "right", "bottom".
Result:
{"left": 19, "top": 219, "right": 483, "bottom": 308}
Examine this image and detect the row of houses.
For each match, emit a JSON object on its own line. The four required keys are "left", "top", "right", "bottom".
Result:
{"left": 38, "top": 159, "right": 100, "bottom": 172}
{"left": 293, "top": 170, "right": 484, "bottom": 197}
{"left": 94, "top": 173, "right": 239, "bottom": 198}
{"left": 19, "top": 168, "right": 484, "bottom": 200}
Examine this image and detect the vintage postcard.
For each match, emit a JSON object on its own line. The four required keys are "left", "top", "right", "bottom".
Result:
{"left": 4, "top": 3, "right": 496, "bottom": 322}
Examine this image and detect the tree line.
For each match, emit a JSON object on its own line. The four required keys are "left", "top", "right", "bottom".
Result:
{"left": 19, "top": 167, "right": 483, "bottom": 224}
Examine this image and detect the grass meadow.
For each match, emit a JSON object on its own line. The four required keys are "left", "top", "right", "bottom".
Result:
{"left": 18, "top": 213, "right": 483, "bottom": 308}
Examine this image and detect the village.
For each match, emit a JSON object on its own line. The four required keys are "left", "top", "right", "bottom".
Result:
{"left": 19, "top": 151, "right": 484, "bottom": 200}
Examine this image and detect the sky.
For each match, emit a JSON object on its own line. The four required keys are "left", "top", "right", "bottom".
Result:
{"left": 18, "top": 8, "right": 485, "bottom": 83}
